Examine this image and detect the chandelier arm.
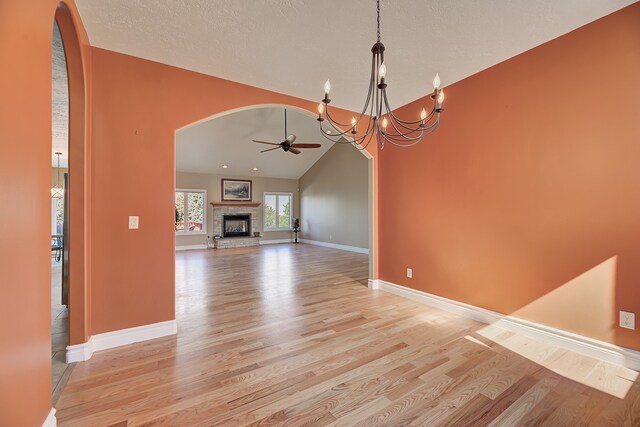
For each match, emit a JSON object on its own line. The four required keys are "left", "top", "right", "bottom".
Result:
{"left": 354, "top": 128, "right": 376, "bottom": 151}
{"left": 321, "top": 116, "right": 376, "bottom": 143}
{"left": 382, "top": 117, "right": 439, "bottom": 141}
{"left": 386, "top": 109, "right": 438, "bottom": 133}
{"left": 362, "top": 81, "right": 379, "bottom": 139}
{"left": 323, "top": 109, "right": 376, "bottom": 141}
{"left": 386, "top": 105, "right": 437, "bottom": 127}
{"left": 382, "top": 95, "right": 440, "bottom": 135}
{"left": 382, "top": 117, "right": 440, "bottom": 144}
{"left": 382, "top": 119, "right": 440, "bottom": 141}
{"left": 382, "top": 89, "right": 434, "bottom": 127}
{"left": 318, "top": 124, "right": 353, "bottom": 143}
{"left": 381, "top": 129, "right": 427, "bottom": 147}
{"left": 382, "top": 123, "right": 440, "bottom": 147}
{"left": 319, "top": 123, "right": 375, "bottom": 150}
{"left": 384, "top": 112, "right": 431, "bottom": 139}
{"left": 381, "top": 96, "right": 431, "bottom": 136}
{"left": 324, "top": 81, "right": 380, "bottom": 144}
{"left": 323, "top": 53, "right": 377, "bottom": 129}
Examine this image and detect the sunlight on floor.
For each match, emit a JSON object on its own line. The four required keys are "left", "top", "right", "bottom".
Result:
{"left": 474, "top": 323, "right": 638, "bottom": 399}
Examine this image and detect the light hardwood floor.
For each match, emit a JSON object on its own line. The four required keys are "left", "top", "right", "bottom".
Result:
{"left": 56, "top": 244, "right": 640, "bottom": 426}
{"left": 52, "top": 259, "right": 71, "bottom": 403}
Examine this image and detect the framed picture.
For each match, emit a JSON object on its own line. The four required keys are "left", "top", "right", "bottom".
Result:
{"left": 222, "top": 179, "right": 252, "bottom": 201}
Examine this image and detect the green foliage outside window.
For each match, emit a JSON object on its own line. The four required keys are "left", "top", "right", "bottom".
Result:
{"left": 264, "top": 193, "right": 292, "bottom": 230}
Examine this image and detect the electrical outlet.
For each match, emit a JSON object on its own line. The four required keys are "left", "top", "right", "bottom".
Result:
{"left": 406, "top": 268, "right": 413, "bottom": 279}
{"left": 128, "top": 216, "right": 139, "bottom": 229}
{"left": 620, "top": 311, "right": 635, "bottom": 330}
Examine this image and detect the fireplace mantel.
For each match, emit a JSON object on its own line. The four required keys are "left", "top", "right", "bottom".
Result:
{"left": 210, "top": 202, "right": 262, "bottom": 208}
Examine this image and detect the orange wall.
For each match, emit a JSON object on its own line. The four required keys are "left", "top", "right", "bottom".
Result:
{"left": 0, "top": 1, "right": 90, "bottom": 425}
{"left": 89, "top": 48, "right": 372, "bottom": 334}
{"left": 379, "top": 4, "right": 640, "bottom": 350}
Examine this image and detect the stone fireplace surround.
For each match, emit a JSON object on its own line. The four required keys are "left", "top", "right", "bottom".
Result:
{"left": 212, "top": 204, "right": 261, "bottom": 249}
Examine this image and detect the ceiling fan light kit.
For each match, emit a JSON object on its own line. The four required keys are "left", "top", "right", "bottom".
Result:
{"left": 317, "top": 0, "right": 444, "bottom": 150}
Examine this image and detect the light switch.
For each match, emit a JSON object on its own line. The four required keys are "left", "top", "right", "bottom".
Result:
{"left": 128, "top": 216, "right": 139, "bottom": 229}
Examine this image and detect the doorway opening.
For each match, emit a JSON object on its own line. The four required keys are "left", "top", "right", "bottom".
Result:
{"left": 173, "top": 104, "right": 374, "bottom": 321}
{"left": 51, "top": 18, "right": 70, "bottom": 399}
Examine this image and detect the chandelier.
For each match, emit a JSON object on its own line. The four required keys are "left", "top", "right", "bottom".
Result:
{"left": 317, "top": 0, "right": 444, "bottom": 150}
{"left": 51, "top": 152, "right": 64, "bottom": 199}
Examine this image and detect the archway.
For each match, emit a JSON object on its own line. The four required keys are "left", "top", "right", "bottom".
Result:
{"left": 52, "top": 2, "right": 89, "bottom": 367}
{"left": 174, "top": 103, "right": 375, "bottom": 277}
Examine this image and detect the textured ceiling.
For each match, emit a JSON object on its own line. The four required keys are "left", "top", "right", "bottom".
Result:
{"left": 176, "top": 107, "right": 336, "bottom": 179}
{"left": 52, "top": 22, "right": 69, "bottom": 168}
{"left": 75, "top": 0, "right": 636, "bottom": 112}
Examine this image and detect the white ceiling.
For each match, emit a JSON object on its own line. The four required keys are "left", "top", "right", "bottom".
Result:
{"left": 75, "top": 0, "right": 636, "bottom": 112}
{"left": 52, "top": 22, "right": 69, "bottom": 168}
{"left": 176, "top": 107, "right": 334, "bottom": 179}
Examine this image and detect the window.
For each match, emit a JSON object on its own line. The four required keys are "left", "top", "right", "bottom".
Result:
{"left": 175, "top": 189, "right": 207, "bottom": 234}
{"left": 264, "top": 192, "right": 292, "bottom": 231}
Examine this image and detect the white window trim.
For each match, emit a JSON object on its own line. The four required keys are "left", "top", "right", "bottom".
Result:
{"left": 263, "top": 191, "right": 293, "bottom": 232}
{"left": 176, "top": 188, "right": 207, "bottom": 235}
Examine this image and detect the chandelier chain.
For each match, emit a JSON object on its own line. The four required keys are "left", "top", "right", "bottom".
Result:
{"left": 376, "top": 0, "right": 381, "bottom": 42}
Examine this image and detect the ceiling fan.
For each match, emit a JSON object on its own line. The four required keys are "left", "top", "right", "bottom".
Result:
{"left": 252, "top": 109, "right": 321, "bottom": 155}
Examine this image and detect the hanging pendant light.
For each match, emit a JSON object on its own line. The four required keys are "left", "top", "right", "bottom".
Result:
{"left": 51, "top": 152, "right": 64, "bottom": 199}
{"left": 317, "top": 0, "right": 444, "bottom": 150}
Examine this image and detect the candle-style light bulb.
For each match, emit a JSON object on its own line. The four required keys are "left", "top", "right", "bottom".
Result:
{"left": 420, "top": 108, "right": 427, "bottom": 121}
{"left": 379, "top": 63, "right": 387, "bottom": 79}
{"left": 433, "top": 73, "right": 441, "bottom": 90}
{"left": 317, "top": 103, "right": 324, "bottom": 115}
{"left": 437, "top": 89, "right": 445, "bottom": 106}
{"left": 324, "top": 79, "right": 331, "bottom": 95}
{"left": 381, "top": 117, "right": 388, "bottom": 131}
{"left": 351, "top": 117, "right": 357, "bottom": 128}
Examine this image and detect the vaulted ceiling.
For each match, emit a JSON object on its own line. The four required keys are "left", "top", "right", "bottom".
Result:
{"left": 55, "top": 1, "right": 636, "bottom": 171}
{"left": 176, "top": 107, "right": 337, "bottom": 180}
{"left": 75, "top": 0, "right": 635, "bottom": 112}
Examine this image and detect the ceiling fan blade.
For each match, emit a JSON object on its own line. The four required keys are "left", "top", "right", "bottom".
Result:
{"left": 253, "top": 140, "right": 281, "bottom": 146}
{"left": 290, "top": 143, "right": 322, "bottom": 149}
{"left": 288, "top": 147, "right": 301, "bottom": 155}
{"left": 261, "top": 147, "right": 282, "bottom": 153}
{"left": 285, "top": 134, "right": 297, "bottom": 144}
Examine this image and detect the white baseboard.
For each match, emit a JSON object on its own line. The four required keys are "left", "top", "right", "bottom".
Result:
{"left": 260, "top": 239, "right": 292, "bottom": 245}
{"left": 66, "top": 320, "right": 177, "bottom": 363}
{"left": 368, "top": 279, "right": 379, "bottom": 290}
{"left": 375, "top": 279, "right": 640, "bottom": 371}
{"left": 66, "top": 339, "right": 93, "bottom": 363}
{"left": 300, "top": 239, "right": 369, "bottom": 255}
{"left": 176, "top": 244, "right": 208, "bottom": 251}
{"left": 42, "top": 409, "right": 56, "bottom": 427}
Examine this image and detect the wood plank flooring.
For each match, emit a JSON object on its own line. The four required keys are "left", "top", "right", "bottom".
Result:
{"left": 56, "top": 244, "right": 640, "bottom": 426}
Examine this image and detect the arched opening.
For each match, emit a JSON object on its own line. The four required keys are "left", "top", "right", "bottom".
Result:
{"left": 51, "top": 2, "right": 88, "bottom": 401}
{"left": 50, "top": 16, "right": 70, "bottom": 400}
{"left": 173, "top": 103, "right": 375, "bottom": 321}
{"left": 175, "top": 104, "right": 374, "bottom": 262}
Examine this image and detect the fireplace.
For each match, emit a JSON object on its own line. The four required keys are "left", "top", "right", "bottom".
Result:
{"left": 223, "top": 214, "right": 251, "bottom": 238}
